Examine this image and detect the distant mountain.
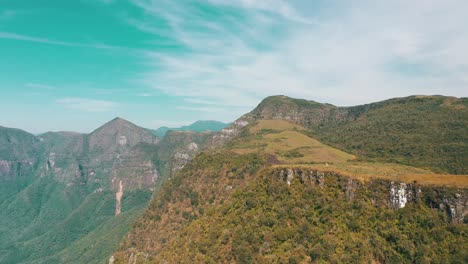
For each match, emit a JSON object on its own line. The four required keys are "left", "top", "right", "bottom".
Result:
{"left": 0, "top": 118, "right": 164, "bottom": 264}
{"left": 152, "top": 120, "right": 229, "bottom": 138}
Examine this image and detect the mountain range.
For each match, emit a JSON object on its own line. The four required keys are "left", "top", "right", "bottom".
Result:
{"left": 1, "top": 95, "right": 467, "bottom": 263}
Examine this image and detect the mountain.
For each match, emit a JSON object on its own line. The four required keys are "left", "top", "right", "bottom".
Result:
{"left": 0, "top": 118, "right": 163, "bottom": 264}
{"left": 217, "top": 95, "right": 468, "bottom": 174}
{"left": 152, "top": 120, "right": 229, "bottom": 138}
{"left": 113, "top": 101, "right": 468, "bottom": 263}
{"left": 2, "top": 95, "right": 467, "bottom": 263}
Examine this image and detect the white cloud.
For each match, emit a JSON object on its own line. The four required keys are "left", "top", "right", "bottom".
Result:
{"left": 129, "top": 0, "right": 468, "bottom": 112}
{"left": 57, "top": 98, "right": 119, "bottom": 112}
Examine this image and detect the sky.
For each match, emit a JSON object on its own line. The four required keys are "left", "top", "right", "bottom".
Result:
{"left": 0, "top": 0, "right": 467, "bottom": 133}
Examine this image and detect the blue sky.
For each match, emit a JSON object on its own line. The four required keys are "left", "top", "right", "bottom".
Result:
{"left": 1, "top": 0, "right": 467, "bottom": 133}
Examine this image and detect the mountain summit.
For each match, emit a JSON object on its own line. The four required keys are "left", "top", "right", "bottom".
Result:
{"left": 89, "top": 117, "right": 158, "bottom": 153}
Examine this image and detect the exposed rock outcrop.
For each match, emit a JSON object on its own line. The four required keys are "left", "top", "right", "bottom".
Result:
{"left": 278, "top": 168, "right": 325, "bottom": 188}
{"left": 439, "top": 192, "right": 467, "bottom": 223}
{"left": 275, "top": 167, "right": 467, "bottom": 223}
{"left": 389, "top": 182, "right": 420, "bottom": 209}
{"left": 210, "top": 119, "right": 249, "bottom": 147}
{"left": 115, "top": 180, "right": 124, "bottom": 216}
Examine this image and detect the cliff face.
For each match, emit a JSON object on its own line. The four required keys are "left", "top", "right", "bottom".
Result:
{"left": 275, "top": 167, "right": 467, "bottom": 224}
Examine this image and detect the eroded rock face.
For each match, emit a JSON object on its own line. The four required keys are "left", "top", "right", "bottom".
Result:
{"left": 115, "top": 180, "right": 124, "bottom": 216}
{"left": 0, "top": 159, "right": 34, "bottom": 179}
{"left": 345, "top": 179, "right": 360, "bottom": 200}
{"left": 171, "top": 142, "right": 201, "bottom": 173}
{"left": 278, "top": 169, "right": 325, "bottom": 188}
{"left": 275, "top": 167, "right": 467, "bottom": 223}
{"left": 440, "top": 193, "right": 467, "bottom": 224}
{"left": 210, "top": 119, "right": 249, "bottom": 147}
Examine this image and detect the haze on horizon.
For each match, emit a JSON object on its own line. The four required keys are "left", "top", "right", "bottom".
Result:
{"left": 1, "top": 0, "right": 467, "bottom": 133}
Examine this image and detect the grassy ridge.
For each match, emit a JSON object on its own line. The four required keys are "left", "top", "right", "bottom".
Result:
{"left": 251, "top": 95, "right": 468, "bottom": 174}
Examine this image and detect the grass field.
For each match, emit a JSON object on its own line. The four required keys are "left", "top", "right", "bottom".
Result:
{"left": 230, "top": 120, "right": 355, "bottom": 164}
{"left": 231, "top": 120, "right": 468, "bottom": 188}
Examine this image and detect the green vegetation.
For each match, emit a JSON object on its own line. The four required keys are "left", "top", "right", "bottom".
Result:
{"left": 0, "top": 119, "right": 160, "bottom": 264}
{"left": 153, "top": 170, "right": 467, "bottom": 263}
{"left": 114, "top": 151, "right": 267, "bottom": 262}
{"left": 114, "top": 147, "right": 467, "bottom": 263}
{"left": 0, "top": 173, "right": 152, "bottom": 264}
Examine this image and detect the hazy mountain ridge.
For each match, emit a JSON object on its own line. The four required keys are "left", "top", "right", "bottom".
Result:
{"left": 151, "top": 120, "right": 229, "bottom": 138}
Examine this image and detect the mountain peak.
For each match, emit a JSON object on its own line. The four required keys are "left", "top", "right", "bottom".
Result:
{"left": 247, "top": 95, "right": 334, "bottom": 123}
{"left": 93, "top": 117, "right": 139, "bottom": 133}
{"left": 109, "top": 116, "right": 131, "bottom": 124}
{"left": 89, "top": 117, "right": 158, "bottom": 151}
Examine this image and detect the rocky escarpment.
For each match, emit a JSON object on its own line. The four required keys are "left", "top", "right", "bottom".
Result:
{"left": 209, "top": 119, "right": 249, "bottom": 147}
{"left": 0, "top": 159, "right": 35, "bottom": 180}
{"left": 155, "top": 130, "right": 215, "bottom": 178}
{"left": 275, "top": 167, "right": 467, "bottom": 224}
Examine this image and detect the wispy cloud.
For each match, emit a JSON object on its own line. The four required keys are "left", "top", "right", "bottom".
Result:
{"left": 128, "top": 0, "right": 468, "bottom": 110}
{"left": 0, "top": 32, "right": 81, "bottom": 46}
{"left": 136, "top": 93, "right": 154, "bottom": 97}
{"left": 57, "top": 98, "right": 119, "bottom": 112}
{"left": 26, "top": 83, "right": 56, "bottom": 90}
{"left": 0, "top": 31, "right": 146, "bottom": 54}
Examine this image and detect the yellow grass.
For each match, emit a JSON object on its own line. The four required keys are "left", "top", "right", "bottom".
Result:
{"left": 231, "top": 120, "right": 355, "bottom": 164}
{"left": 249, "top": 119, "right": 303, "bottom": 133}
